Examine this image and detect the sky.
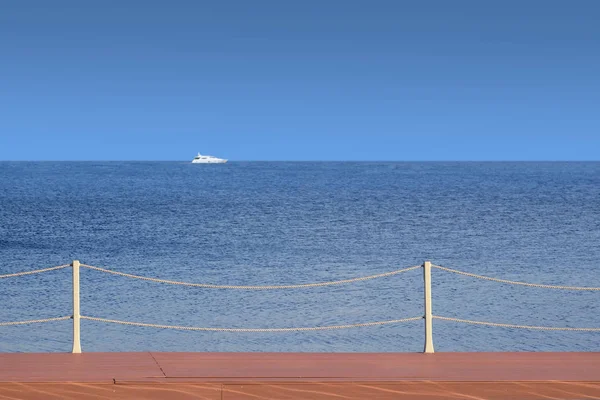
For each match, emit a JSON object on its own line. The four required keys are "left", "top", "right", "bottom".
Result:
{"left": 0, "top": 0, "right": 599, "bottom": 161}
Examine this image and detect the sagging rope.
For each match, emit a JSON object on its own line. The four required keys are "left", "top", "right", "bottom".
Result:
{"left": 433, "top": 265, "right": 600, "bottom": 291}
{"left": 80, "top": 264, "right": 421, "bottom": 290}
{"left": 0, "top": 264, "right": 70, "bottom": 279}
{"left": 434, "top": 315, "right": 600, "bottom": 331}
{"left": 0, "top": 316, "right": 71, "bottom": 326}
{"left": 81, "top": 315, "right": 423, "bottom": 332}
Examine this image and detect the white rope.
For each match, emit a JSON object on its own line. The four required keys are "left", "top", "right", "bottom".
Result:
{"left": 0, "top": 316, "right": 71, "bottom": 327}
{"left": 80, "top": 264, "right": 421, "bottom": 289}
{"left": 0, "top": 264, "right": 70, "bottom": 279}
{"left": 81, "top": 315, "right": 423, "bottom": 332}
{"left": 432, "top": 265, "right": 600, "bottom": 290}
{"left": 434, "top": 315, "right": 600, "bottom": 331}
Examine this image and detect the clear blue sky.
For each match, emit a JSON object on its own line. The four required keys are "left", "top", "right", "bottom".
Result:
{"left": 1, "top": 1, "right": 599, "bottom": 161}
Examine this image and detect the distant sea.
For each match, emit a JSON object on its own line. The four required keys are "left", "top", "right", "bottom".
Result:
{"left": 1, "top": 162, "right": 599, "bottom": 353}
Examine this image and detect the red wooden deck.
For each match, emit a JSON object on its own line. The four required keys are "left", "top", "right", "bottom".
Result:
{"left": 1, "top": 352, "right": 599, "bottom": 399}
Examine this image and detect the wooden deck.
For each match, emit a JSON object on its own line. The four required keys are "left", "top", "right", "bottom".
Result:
{"left": 1, "top": 352, "right": 599, "bottom": 399}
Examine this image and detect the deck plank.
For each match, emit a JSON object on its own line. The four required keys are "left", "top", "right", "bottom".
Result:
{"left": 151, "top": 352, "right": 600, "bottom": 381}
{"left": 1, "top": 352, "right": 599, "bottom": 399}
{"left": 0, "top": 352, "right": 162, "bottom": 382}
{"left": 0, "top": 382, "right": 599, "bottom": 400}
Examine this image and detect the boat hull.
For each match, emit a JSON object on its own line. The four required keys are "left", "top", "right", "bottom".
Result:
{"left": 191, "top": 159, "right": 227, "bottom": 164}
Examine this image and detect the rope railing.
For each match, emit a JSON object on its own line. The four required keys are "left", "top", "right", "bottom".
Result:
{"left": 2, "top": 262, "right": 598, "bottom": 291}
{"left": 432, "top": 264, "right": 600, "bottom": 290}
{"left": 81, "top": 315, "right": 423, "bottom": 332}
{"left": 80, "top": 263, "right": 422, "bottom": 289}
{"left": 0, "top": 316, "right": 71, "bottom": 327}
{"left": 433, "top": 315, "right": 600, "bottom": 331}
{"left": 1, "top": 260, "right": 599, "bottom": 354}
{"left": 81, "top": 315, "right": 600, "bottom": 332}
{"left": 0, "top": 264, "right": 70, "bottom": 279}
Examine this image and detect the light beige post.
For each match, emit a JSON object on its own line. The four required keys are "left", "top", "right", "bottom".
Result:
{"left": 423, "top": 261, "right": 434, "bottom": 353}
{"left": 71, "top": 260, "right": 82, "bottom": 354}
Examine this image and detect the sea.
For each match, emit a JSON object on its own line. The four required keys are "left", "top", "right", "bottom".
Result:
{"left": 0, "top": 162, "right": 599, "bottom": 353}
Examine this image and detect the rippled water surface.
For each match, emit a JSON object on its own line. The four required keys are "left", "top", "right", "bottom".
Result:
{"left": 1, "top": 162, "right": 599, "bottom": 352}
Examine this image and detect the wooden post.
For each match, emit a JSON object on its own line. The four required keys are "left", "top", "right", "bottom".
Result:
{"left": 423, "top": 261, "right": 434, "bottom": 353}
{"left": 72, "top": 260, "right": 82, "bottom": 354}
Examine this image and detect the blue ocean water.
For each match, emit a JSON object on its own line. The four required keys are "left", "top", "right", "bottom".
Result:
{"left": 0, "top": 162, "right": 599, "bottom": 353}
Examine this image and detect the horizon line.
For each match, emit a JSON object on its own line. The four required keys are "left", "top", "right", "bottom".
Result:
{"left": 1, "top": 160, "right": 599, "bottom": 163}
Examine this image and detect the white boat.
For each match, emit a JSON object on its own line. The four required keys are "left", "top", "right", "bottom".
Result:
{"left": 191, "top": 152, "right": 227, "bottom": 164}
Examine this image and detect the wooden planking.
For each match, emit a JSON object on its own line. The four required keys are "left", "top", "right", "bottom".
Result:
{"left": 1, "top": 352, "right": 599, "bottom": 382}
{"left": 0, "top": 353, "right": 600, "bottom": 400}
{"left": 0, "top": 383, "right": 222, "bottom": 400}
{"left": 221, "top": 382, "right": 600, "bottom": 400}
{"left": 0, "top": 352, "right": 162, "bottom": 382}
{"left": 0, "top": 382, "right": 599, "bottom": 400}
{"left": 151, "top": 352, "right": 600, "bottom": 382}
{"left": 1, "top": 352, "right": 600, "bottom": 399}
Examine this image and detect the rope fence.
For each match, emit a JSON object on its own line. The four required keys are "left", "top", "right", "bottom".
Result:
{"left": 3, "top": 262, "right": 598, "bottom": 291}
{"left": 80, "top": 264, "right": 422, "bottom": 289}
{"left": 433, "top": 316, "right": 600, "bottom": 332}
{"left": 0, "top": 264, "right": 70, "bottom": 279}
{"left": 0, "top": 316, "right": 71, "bottom": 327}
{"left": 432, "top": 264, "right": 600, "bottom": 290}
{"left": 1, "top": 260, "right": 598, "bottom": 353}
{"left": 81, "top": 315, "right": 423, "bottom": 332}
